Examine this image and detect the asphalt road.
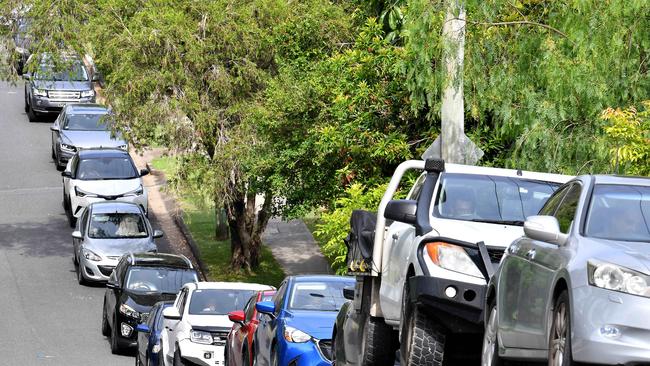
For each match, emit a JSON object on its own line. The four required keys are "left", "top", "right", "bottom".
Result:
{"left": 0, "top": 81, "right": 170, "bottom": 365}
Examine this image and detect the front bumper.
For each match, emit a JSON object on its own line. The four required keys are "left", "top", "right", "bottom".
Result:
{"left": 408, "top": 276, "right": 486, "bottom": 334}
{"left": 178, "top": 339, "right": 227, "bottom": 366}
{"left": 71, "top": 193, "right": 148, "bottom": 218}
{"left": 571, "top": 285, "right": 650, "bottom": 365}
{"left": 115, "top": 312, "right": 141, "bottom": 347}
{"left": 79, "top": 256, "right": 118, "bottom": 282}
{"left": 278, "top": 339, "right": 331, "bottom": 366}
{"left": 31, "top": 95, "right": 95, "bottom": 113}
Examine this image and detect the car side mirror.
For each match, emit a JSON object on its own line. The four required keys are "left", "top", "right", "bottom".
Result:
{"left": 162, "top": 306, "right": 181, "bottom": 320}
{"left": 71, "top": 231, "right": 82, "bottom": 239}
{"left": 153, "top": 230, "right": 164, "bottom": 239}
{"left": 136, "top": 323, "right": 150, "bottom": 333}
{"left": 524, "top": 215, "right": 568, "bottom": 246}
{"left": 228, "top": 310, "right": 245, "bottom": 324}
{"left": 22, "top": 72, "right": 31, "bottom": 80}
{"left": 255, "top": 301, "right": 276, "bottom": 317}
{"left": 106, "top": 281, "right": 119, "bottom": 289}
{"left": 50, "top": 125, "right": 59, "bottom": 132}
{"left": 384, "top": 199, "right": 418, "bottom": 225}
{"left": 61, "top": 171, "right": 72, "bottom": 178}
{"left": 343, "top": 287, "right": 355, "bottom": 301}
{"left": 92, "top": 72, "right": 101, "bottom": 82}
{"left": 139, "top": 168, "right": 149, "bottom": 177}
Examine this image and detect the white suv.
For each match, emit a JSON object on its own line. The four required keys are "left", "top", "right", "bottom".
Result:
{"left": 161, "top": 282, "right": 273, "bottom": 366}
{"left": 62, "top": 148, "right": 149, "bottom": 227}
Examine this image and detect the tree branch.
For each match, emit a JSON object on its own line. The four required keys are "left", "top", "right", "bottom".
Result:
{"left": 467, "top": 19, "right": 572, "bottom": 43}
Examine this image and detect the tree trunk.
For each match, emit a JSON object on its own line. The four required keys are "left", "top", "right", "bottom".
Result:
{"left": 214, "top": 199, "right": 229, "bottom": 241}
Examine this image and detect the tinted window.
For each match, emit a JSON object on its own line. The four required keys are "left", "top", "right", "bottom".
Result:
{"left": 554, "top": 184, "right": 581, "bottom": 233}
{"left": 288, "top": 281, "right": 352, "bottom": 312}
{"left": 585, "top": 184, "right": 650, "bottom": 242}
{"left": 125, "top": 267, "right": 197, "bottom": 293}
{"left": 77, "top": 157, "right": 137, "bottom": 180}
{"left": 273, "top": 282, "right": 287, "bottom": 314}
{"left": 89, "top": 213, "right": 148, "bottom": 239}
{"left": 539, "top": 184, "right": 571, "bottom": 216}
{"left": 188, "top": 289, "right": 256, "bottom": 315}
{"left": 243, "top": 295, "right": 256, "bottom": 322}
{"left": 433, "top": 173, "right": 559, "bottom": 224}
{"left": 64, "top": 113, "right": 111, "bottom": 131}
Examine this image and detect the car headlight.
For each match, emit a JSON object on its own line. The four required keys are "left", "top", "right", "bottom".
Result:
{"left": 425, "top": 242, "right": 484, "bottom": 279}
{"left": 588, "top": 261, "right": 650, "bottom": 298}
{"left": 283, "top": 326, "right": 311, "bottom": 343}
{"left": 80, "top": 89, "right": 95, "bottom": 98}
{"left": 75, "top": 186, "right": 98, "bottom": 198}
{"left": 82, "top": 248, "right": 102, "bottom": 261}
{"left": 33, "top": 88, "right": 47, "bottom": 97}
{"left": 190, "top": 330, "right": 213, "bottom": 345}
{"left": 119, "top": 303, "right": 141, "bottom": 319}
{"left": 60, "top": 143, "right": 76, "bottom": 153}
{"left": 123, "top": 185, "right": 144, "bottom": 197}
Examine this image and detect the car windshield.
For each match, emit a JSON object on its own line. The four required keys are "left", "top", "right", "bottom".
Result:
{"left": 35, "top": 61, "right": 88, "bottom": 81}
{"left": 77, "top": 157, "right": 137, "bottom": 180}
{"left": 433, "top": 173, "right": 560, "bottom": 225}
{"left": 125, "top": 267, "right": 197, "bottom": 293}
{"left": 585, "top": 184, "right": 650, "bottom": 242}
{"left": 288, "top": 281, "right": 351, "bottom": 312}
{"left": 188, "top": 289, "right": 257, "bottom": 315}
{"left": 64, "top": 113, "right": 111, "bottom": 131}
{"left": 88, "top": 213, "right": 147, "bottom": 239}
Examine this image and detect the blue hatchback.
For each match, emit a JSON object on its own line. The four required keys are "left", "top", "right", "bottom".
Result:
{"left": 135, "top": 300, "right": 174, "bottom": 366}
{"left": 253, "top": 275, "right": 354, "bottom": 366}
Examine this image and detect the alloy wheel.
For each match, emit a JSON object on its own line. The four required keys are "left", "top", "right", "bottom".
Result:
{"left": 550, "top": 302, "right": 568, "bottom": 366}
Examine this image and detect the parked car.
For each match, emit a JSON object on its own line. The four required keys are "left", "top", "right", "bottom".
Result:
{"left": 103, "top": 253, "right": 198, "bottom": 354}
{"left": 12, "top": 17, "right": 31, "bottom": 75}
{"left": 50, "top": 103, "right": 127, "bottom": 170}
{"left": 72, "top": 201, "right": 162, "bottom": 285}
{"left": 483, "top": 175, "right": 650, "bottom": 366}
{"left": 161, "top": 282, "right": 274, "bottom": 366}
{"left": 62, "top": 148, "right": 149, "bottom": 227}
{"left": 253, "top": 275, "right": 355, "bottom": 366}
{"left": 225, "top": 290, "right": 276, "bottom": 366}
{"left": 23, "top": 53, "right": 97, "bottom": 122}
{"left": 136, "top": 301, "right": 174, "bottom": 366}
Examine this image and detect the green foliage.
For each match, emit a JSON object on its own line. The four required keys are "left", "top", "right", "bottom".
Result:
{"left": 601, "top": 101, "right": 650, "bottom": 176}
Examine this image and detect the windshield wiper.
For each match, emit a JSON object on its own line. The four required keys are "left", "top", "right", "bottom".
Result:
{"left": 468, "top": 218, "right": 525, "bottom": 226}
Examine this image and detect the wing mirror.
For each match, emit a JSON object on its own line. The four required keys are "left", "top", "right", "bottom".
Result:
{"left": 22, "top": 72, "right": 31, "bottom": 80}
{"left": 524, "top": 215, "right": 568, "bottom": 246}
{"left": 106, "top": 280, "right": 119, "bottom": 289}
{"left": 343, "top": 287, "right": 355, "bottom": 301}
{"left": 136, "top": 323, "right": 151, "bottom": 333}
{"left": 71, "top": 231, "right": 82, "bottom": 239}
{"left": 50, "top": 125, "right": 59, "bottom": 132}
{"left": 255, "top": 301, "right": 276, "bottom": 317}
{"left": 139, "top": 168, "right": 150, "bottom": 177}
{"left": 153, "top": 230, "right": 164, "bottom": 239}
{"left": 384, "top": 200, "right": 417, "bottom": 225}
{"left": 228, "top": 310, "right": 245, "bottom": 324}
{"left": 162, "top": 306, "right": 181, "bottom": 320}
{"left": 61, "top": 171, "right": 72, "bottom": 178}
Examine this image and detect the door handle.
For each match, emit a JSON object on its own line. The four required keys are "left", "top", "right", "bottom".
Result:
{"left": 392, "top": 233, "right": 399, "bottom": 240}
{"left": 526, "top": 249, "right": 536, "bottom": 260}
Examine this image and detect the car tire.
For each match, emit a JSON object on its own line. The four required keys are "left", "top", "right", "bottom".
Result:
{"left": 548, "top": 290, "right": 573, "bottom": 366}
{"left": 110, "top": 314, "right": 122, "bottom": 354}
{"left": 482, "top": 303, "right": 503, "bottom": 366}
{"left": 173, "top": 348, "right": 187, "bottom": 366}
{"left": 65, "top": 195, "right": 77, "bottom": 228}
{"left": 400, "top": 305, "right": 445, "bottom": 366}
{"left": 101, "top": 301, "right": 110, "bottom": 337}
{"left": 27, "top": 102, "right": 38, "bottom": 122}
{"left": 360, "top": 315, "right": 398, "bottom": 365}
{"left": 76, "top": 262, "right": 88, "bottom": 286}
{"left": 24, "top": 91, "right": 29, "bottom": 113}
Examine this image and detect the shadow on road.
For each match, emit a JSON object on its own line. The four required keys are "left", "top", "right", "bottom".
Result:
{"left": 0, "top": 216, "right": 73, "bottom": 257}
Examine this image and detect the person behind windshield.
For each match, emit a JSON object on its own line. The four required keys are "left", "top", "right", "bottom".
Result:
{"left": 447, "top": 188, "right": 478, "bottom": 219}
{"left": 116, "top": 215, "right": 144, "bottom": 237}
{"left": 200, "top": 297, "right": 220, "bottom": 313}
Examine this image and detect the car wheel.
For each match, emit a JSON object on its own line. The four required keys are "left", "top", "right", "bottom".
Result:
{"left": 110, "top": 314, "right": 122, "bottom": 354}
{"left": 27, "top": 101, "right": 38, "bottom": 122}
{"left": 360, "top": 315, "right": 398, "bottom": 365}
{"left": 548, "top": 290, "right": 573, "bottom": 366}
{"left": 482, "top": 303, "right": 503, "bottom": 366}
{"left": 51, "top": 146, "right": 56, "bottom": 161}
{"left": 76, "top": 263, "right": 87, "bottom": 286}
{"left": 65, "top": 195, "right": 77, "bottom": 228}
{"left": 24, "top": 92, "right": 29, "bottom": 113}
{"left": 101, "top": 301, "right": 110, "bottom": 337}
{"left": 173, "top": 348, "right": 187, "bottom": 366}
{"left": 400, "top": 305, "right": 445, "bottom": 366}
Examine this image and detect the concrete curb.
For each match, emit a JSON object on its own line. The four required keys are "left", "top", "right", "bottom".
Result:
{"left": 145, "top": 161, "right": 210, "bottom": 281}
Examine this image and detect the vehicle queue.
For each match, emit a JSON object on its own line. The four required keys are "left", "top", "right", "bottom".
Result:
{"left": 17, "top": 45, "right": 650, "bottom": 366}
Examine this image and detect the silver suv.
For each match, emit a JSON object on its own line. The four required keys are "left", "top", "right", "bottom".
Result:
{"left": 23, "top": 54, "right": 96, "bottom": 121}
{"left": 483, "top": 175, "right": 650, "bottom": 366}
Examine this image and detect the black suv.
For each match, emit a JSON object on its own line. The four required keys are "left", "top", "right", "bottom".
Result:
{"left": 102, "top": 253, "right": 198, "bottom": 353}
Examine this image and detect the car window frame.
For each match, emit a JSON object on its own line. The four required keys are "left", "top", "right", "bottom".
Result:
{"left": 273, "top": 281, "right": 288, "bottom": 316}
{"left": 243, "top": 294, "right": 256, "bottom": 323}
{"left": 538, "top": 183, "right": 572, "bottom": 217}
{"left": 80, "top": 208, "right": 90, "bottom": 236}
{"left": 176, "top": 288, "right": 189, "bottom": 317}
{"left": 552, "top": 182, "right": 583, "bottom": 234}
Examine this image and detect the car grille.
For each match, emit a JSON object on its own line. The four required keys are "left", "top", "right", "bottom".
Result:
{"left": 487, "top": 248, "right": 505, "bottom": 264}
{"left": 47, "top": 90, "right": 80, "bottom": 100}
{"left": 97, "top": 265, "right": 115, "bottom": 277}
{"left": 317, "top": 339, "right": 332, "bottom": 361}
{"left": 210, "top": 331, "right": 229, "bottom": 346}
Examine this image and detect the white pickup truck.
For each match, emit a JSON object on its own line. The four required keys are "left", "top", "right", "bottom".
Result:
{"left": 332, "top": 158, "right": 571, "bottom": 365}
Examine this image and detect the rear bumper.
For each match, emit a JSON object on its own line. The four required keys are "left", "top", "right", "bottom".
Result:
{"left": 408, "top": 276, "right": 486, "bottom": 333}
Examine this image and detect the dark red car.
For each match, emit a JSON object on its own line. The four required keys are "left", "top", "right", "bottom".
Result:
{"left": 225, "top": 290, "right": 276, "bottom": 366}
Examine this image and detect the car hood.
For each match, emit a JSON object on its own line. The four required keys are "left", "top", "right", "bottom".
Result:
{"left": 33, "top": 80, "right": 91, "bottom": 91}
{"left": 584, "top": 237, "right": 650, "bottom": 274}
{"left": 283, "top": 310, "right": 338, "bottom": 340}
{"left": 74, "top": 178, "right": 141, "bottom": 196}
{"left": 429, "top": 218, "right": 524, "bottom": 249}
{"left": 121, "top": 291, "right": 178, "bottom": 314}
{"left": 60, "top": 130, "right": 125, "bottom": 149}
{"left": 86, "top": 238, "right": 156, "bottom": 257}
{"left": 185, "top": 314, "right": 233, "bottom": 330}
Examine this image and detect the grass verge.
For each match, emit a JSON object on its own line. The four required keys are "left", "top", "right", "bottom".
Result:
{"left": 151, "top": 156, "right": 285, "bottom": 287}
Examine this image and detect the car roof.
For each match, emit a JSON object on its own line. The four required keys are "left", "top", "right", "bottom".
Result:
{"left": 187, "top": 282, "right": 274, "bottom": 291}
{"left": 290, "top": 275, "right": 354, "bottom": 283}
{"left": 77, "top": 148, "right": 130, "bottom": 159}
{"left": 88, "top": 201, "right": 143, "bottom": 214}
{"left": 65, "top": 104, "right": 109, "bottom": 115}
{"left": 444, "top": 163, "right": 572, "bottom": 184}
{"left": 590, "top": 174, "right": 650, "bottom": 187}
{"left": 128, "top": 253, "right": 193, "bottom": 269}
